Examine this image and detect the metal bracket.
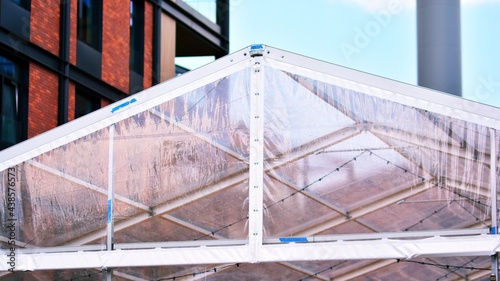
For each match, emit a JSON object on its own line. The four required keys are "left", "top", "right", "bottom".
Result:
{"left": 249, "top": 44, "right": 265, "bottom": 57}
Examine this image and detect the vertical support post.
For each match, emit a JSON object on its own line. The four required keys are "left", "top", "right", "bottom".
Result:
{"left": 152, "top": 0, "right": 162, "bottom": 85}
{"left": 105, "top": 124, "right": 115, "bottom": 281}
{"left": 491, "top": 128, "right": 498, "bottom": 278}
{"left": 216, "top": 0, "right": 230, "bottom": 56}
{"left": 248, "top": 55, "right": 264, "bottom": 262}
{"left": 58, "top": 0, "right": 71, "bottom": 125}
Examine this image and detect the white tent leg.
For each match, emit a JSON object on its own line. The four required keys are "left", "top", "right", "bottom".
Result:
{"left": 248, "top": 57, "right": 265, "bottom": 261}
{"left": 491, "top": 128, "right": 498, "bottom": 278}
{"left": 106, "top": 124, "right": 116, "bottom": 280}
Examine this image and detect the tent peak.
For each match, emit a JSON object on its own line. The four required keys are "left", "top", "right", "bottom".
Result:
{"left": 249, "top": 44, "right": 266, "bottom": 57}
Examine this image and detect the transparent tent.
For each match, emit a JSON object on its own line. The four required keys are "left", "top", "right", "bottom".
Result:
{"left": 1, "top": 45, "right": 500, "bottom": 280}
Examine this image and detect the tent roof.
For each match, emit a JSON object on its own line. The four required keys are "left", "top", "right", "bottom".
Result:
{"left": 1, "top": 45, "right": 500, "bottom": 280}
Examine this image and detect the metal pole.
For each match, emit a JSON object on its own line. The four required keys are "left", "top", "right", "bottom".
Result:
{"left": 105, "top": 124, "right": 115, "bottom": 281}
{"left": 58, "top": 0, "right": 71, "bottom": 125}
{"left": 491, "top": 128, "right": 498, "bottom": 278}
{"left": 248, "top": 48, "right": 265, "bottom": 262}
{"left": 152, "top": 0, "right": 162, "bottom": 85}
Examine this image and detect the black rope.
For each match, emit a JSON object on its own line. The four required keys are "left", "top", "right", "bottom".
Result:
{"left": 298, "top": 261, "right": 348, "bottom": 281}
{"left": 156, "top": 264, "right": 236, "bottom": 281}
{"left": 397, "top": 258, "right": 490, "bottom": 271}
{"left": 194, "top": 151, "right": 366, "bottom": 239}
{"left": 404, "top": 201, "right": 455, "bottom": 231}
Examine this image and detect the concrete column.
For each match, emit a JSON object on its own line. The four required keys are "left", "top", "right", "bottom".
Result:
{"left": 417, "top": 0, "right": 462, "bottom": 97}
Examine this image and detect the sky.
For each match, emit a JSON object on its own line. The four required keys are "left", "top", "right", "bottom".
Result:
{"left": 179, "top": 0, "right": 500, "bottom": 108}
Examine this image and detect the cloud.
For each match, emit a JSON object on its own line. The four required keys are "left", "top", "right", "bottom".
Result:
{"left": 342, "top": 0, "right": 500, "bottom": 12}
{"left": 462, "top": 0, "right": 500, "bottom": 4}
{"left": 340, "top": 0, "right": 414, "bottom": 12}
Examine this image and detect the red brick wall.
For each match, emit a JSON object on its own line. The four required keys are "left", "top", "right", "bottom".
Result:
{"left": 102, "top": 0, "right": 129, "bottom": 93}
{"left": 144, "top": 2, "right": 153, "bottom": 89}
{"left": 68, "top": 82, "right": 76, "bottom": 121}
{"left": 69, "top": 0, "right": 77, "bottom": 65}
{"left": 101, "top": 99, "right": 111, "bottom": 108}
{"left": 28, "top": 64, "right": 59, "bottom": 138}
{"left": 30, "top": 0, "right": 60, "bottom": 56}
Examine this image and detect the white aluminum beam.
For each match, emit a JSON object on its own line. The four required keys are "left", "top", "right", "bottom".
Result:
{"left": 267, "top": 170, "right": 348, "bottom": 216}
{"left": 264, "top": 228, "right": 489, "bottom": 244}
{"left": 17, "top": 245, "right": 105, "bottom": 254}
{"left": 248, "top": 57, "right": 265, "bottom": 261}
{"left": 2, "top": 235, "right": 500, "bottom": 271}
{"left": 445, "top": 178, "right": 491, "bottom": 202}
{"left": 63, "top": 169, "right": 248, "bottom": 246}
{"left": 264, "top": 46, "right": 500, "bottom": 130}
{"left": 105, "top": 124, "right": 115, "bottom": 280}
{"left": 0, "top": 272, "right": 12, "bottom": 278}
{"left": 0, "top": 229, "right": 491, "bottom": 271}
{"left": 149, "top": 108, "right": 247, "bottom": 162}
{"left": 491, "top": 128, "right": 499, "bottom": 277}
{"left": 280, "top": 262, "right": 330, "bottom": 281}
{"left": 184, "top": 264, "right": 235, "bottom": 281}
{"left": 324, "top": 224, "right": 491, "bottom": 280}
{"left": 26, "top": 160, "right": 151, "bottom": 212}
{"left": 0, "top": 245, "right": 251, "bottom": 271}
{"left": 114, "top": 240, "right": 247, "bottom": 250}
{"left": 372, "top": 127, "right": 491, "bottom": 170}
{"left": 113, "top": 271, "right": 149, "bottom": 281}
{"left": 259, "top": 235, "right": 500, "bottom": 261}
{"left": 0, "top": 236, "right": 32, "bottom": 249}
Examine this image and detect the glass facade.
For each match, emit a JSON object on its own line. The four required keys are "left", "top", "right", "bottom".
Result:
{"left": 184, "top": 0, "right": 216, "bottom": 23}
{"left": 10, "top": 0, "right": 30, "bottom": 9}
{"left": 75, "top": 87, "right": 100, "bottom": 118}
{"left": 0, "top": 55, "right": 20, "bottom": 148}
{"left": 130, "top": 0, "right": 144, "bottom": 75}
{"left": 77, "top": 0, "right": 101, "bottom": 50}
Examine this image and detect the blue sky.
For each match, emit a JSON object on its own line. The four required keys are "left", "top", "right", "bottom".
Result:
{"left": 180, "top": 0, "right": 500, "bottom": 108}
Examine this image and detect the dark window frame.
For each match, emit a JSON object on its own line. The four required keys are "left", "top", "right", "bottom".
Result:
{"left": 75, "top": 86, "right": 100, "bottom": 119}
{"left": 0, "top": 54, "right": 28, "bottom": 149}
{"left": 130, "top": 0, "right": 145, "bottom": 75}
{"left": 10, "top": 0, "right": 31, "bottom": 10}
{"left": 77, "top": 0, "right": 102, "bottom": 51}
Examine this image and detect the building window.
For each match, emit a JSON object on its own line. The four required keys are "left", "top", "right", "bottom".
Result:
{"left": 130, "top": 0, "right": 144, "bottom": 75}
{"left": 0, "top": 0, "right": 31, "bottom": 40}
{"left": 10, "top": 0, "right": 30, "bottom": 9}
{"left": 77, "top": 0, "right": 101, "bottom": 50}
{"left": 0, "top": 55, "right": 22, "bottom": 148}
{"left": 75, "top": 87, "right": 100, "bottom": 118}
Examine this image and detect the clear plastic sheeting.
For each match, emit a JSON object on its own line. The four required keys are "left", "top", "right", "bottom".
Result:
{"left": 263, "top": 68, "right": 495, "bottom": 238}
{"left": 1, "top": 128, "right": 110, "bottom": 247}
{"left": 0, "top": 45, "right": 499, "bottom": 280}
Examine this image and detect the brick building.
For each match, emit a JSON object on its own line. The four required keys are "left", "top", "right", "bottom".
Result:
{"left": 0, "top": 0, "right": 229, "bottom": 150}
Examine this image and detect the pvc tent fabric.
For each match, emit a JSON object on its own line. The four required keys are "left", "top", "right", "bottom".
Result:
{"left": 1, "top": 45, "right": 500, "bottom": 280}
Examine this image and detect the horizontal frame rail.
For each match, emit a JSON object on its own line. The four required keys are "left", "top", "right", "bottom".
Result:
{"left": 2, "top": 229, "right": 499, "bottom": 271}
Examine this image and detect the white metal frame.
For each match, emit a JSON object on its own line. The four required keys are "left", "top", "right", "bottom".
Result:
{"left": 248, "top": 56, "right": 265, "bottom": 261}
{"left": 1, "top": 45, "right": 499, "bottom": 273}
{"left": 1, "top": 232, "right": 499, "bottom": 271}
